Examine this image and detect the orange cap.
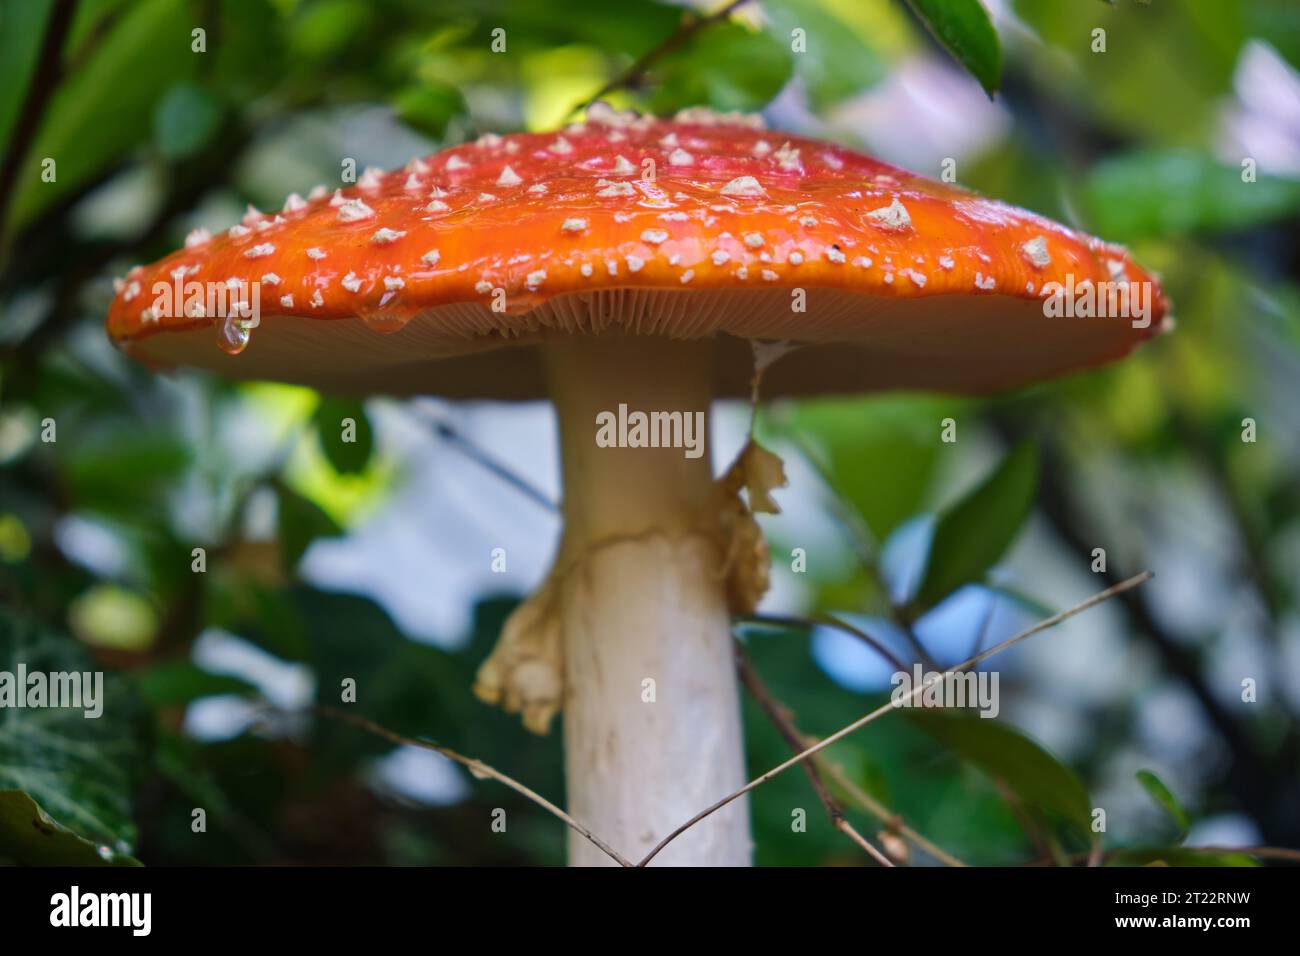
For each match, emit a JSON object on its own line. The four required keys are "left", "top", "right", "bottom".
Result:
{"left": 107, "top": 104, "right": 1167, "bottom": 399}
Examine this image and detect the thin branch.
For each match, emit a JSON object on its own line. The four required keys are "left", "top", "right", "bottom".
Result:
{"left": 315, "top": 706, "right": 632, "bottom": 867}
{"left": 818, "top": 611, "right": 913, "bottom": 674}
{"left": 0, "top": 0, "right": 78, "bottom": 252}
{"left": 815, "top": 757, "right": 967, "bottom": 867}
{"left": 964, "top": 590, "right": 998, "bottom": 663}
{"left": 637, "top": 571, "right": 1154, "bottom": 866}
{"left": 739, "top": 611, "right": 910, "bottom": 675}
{"left": 836, "top": 818, "right": 894, "bottom": 864}
{"left": 576, "top": 0, "right": 755, "bottom": 113}
{"left": 738, "top": 624, "right": 964, "bottom": 866}
{"left": 411, "top": 404, "right": 560, "bottom": 513}
{"left": 737, "top": 646, "right": 893, "bottom": 866}
{"left": 895, "top": 619, "right": 939, "bottom": 674}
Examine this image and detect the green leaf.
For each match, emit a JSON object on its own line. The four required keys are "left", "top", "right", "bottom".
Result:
{"left": 763, "top": 0, "right": 886, "bottom": 108}
{"left": 133, "top": 661, "right": 259, "bottom": 707}
{"left": 206, "top": 579, "right": 310, "bottom": 662}
{"left": 1107, "top": 848, "right": 1258, "bottom": 868}
{"left": 908, "top": 708, "right": 1094, "bottom": 843}
{"left": 7, "top": 0, "right": 198, "bottom": 234}
{"left": 0, "top": 791, "right": 139, "bottom": 866}
{"left": 647, "top": 21, "right": 793, "bottom": 114}
{"left": 153, "top": 83, "right": 223, "bottom": 160}
{"left": 289, "top": 0, "right": 376, "bottom": 62}
{"left": 913, "top": 441, "right": 1038, "bottom": 610}
{"left": 207, "top": 0, "right": 286, "bottom": 96}
{"left": 275, "top": 485, "right": 343, "bottom": 570}
{"left": 1084, "top": 150, "right": 1300, "bottom": 241}
{"left": 0, "top": 608, "right": 144, "bottom": 863}
{"left": 393, "top": 81, "right": 466, "bottom": 138}
{"left": 0, "top": 0, "right": 52, "bottom": 150}
{"left": 1136, "top": 769, "right": 1191, "bottom": 839}
{"left": 777, "top": 396, "right": 947, "bottom": 543}
{"left": 313, "top": 397, "right": 374, "bottom": 475}
{"left": 1108, "top": 847, "right": 1257, "bottom": 868}
{"left": 295, "top": 588, "right": 565, "bottom": 808}
{"left": 905, "top": 0, "right": 1002, "bottom": 96}
{"left": 64, "top": 432, "right": 192, "bottom": 516}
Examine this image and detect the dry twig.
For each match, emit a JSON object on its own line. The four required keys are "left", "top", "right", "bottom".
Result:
{"left": 740, "top": 611, "right": 910, "bottom": 674}
{"left": 815, "top": 757, "right": 966, "bottom": 867}
{"left": 315, "top": 706, "right": 632, "bottom": 867}
{"left": 737, "top": 647, "right": 893, "bottom": 866}
{"left": 638, "top": 571, "right": 1154, "bottom": 866}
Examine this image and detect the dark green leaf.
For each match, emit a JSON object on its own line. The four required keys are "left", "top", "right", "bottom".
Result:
{"left": 206, "top": 579, "right": 310, "bottom": 662}
{"left": 133, "top": 661, "right": 259, "bottom": 707}
{"left": 0, "top": 0, "right": 51, "bottom": 150}
{"left": 908, "top": 708, "right": 1094, "bottom": 843}
{"left": 777, "top": 396, "right": 948, "bottom": 543}
{"left": 289, "top": 0, "right": 376, "bottom": 61}
{"left": 7, "top": 0, "right": 198, "bottom": 233}
{"left": 1084, "top": 150, "right": 1300, "bottom": 241}
{"left": 1109, "top": 847, "right": 1257, "bottom": 868}
{"left": 0, "top": 790, "right": 139, "bottom": 866}
{"left": 762, "top": 0, "right": 886, "bottom": 108}
{"left": 393, "top": 82, "right": 466, "bottom": 138}
{"left": 1136, "top": 768, "right": 1191, "bottom": 838}
{"left": 64, "top": 432, "right": 192, "bottom": 516}
{"left": 295, "top": 588, "right": 565, "bottom": 816}
{"left": 208, "top": 0, "right": 286, "bottom": 95}
{"left": 905, "top": 0, "right": 1002, "bottom": 96}
{"left": 313, "top": 397, "right": 374, "bottom": 475}
{"left": 0, "top": 607, "right": 144, "bottom": 862}
{"left": 913, "top": 441, "right": 1038, "bottom": 610}
{"left": 275, "top": 485, "right": 343, "bottom": 570}
{"left": 647, "top": 21, "right": 792, "bottom": 114}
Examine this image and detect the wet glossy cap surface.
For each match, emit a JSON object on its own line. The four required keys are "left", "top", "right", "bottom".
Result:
{"left": 107, "top": 104, "right": 1168, "bottom": 399}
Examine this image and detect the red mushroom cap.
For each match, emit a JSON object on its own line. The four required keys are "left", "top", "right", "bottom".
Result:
{"left": 106, "top": 104, "right": 1168, "bottom": 399}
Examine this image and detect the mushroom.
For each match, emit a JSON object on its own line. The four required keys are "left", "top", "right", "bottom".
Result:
{"left": 106, "top": 104, "right": 1168, "bottom": 866}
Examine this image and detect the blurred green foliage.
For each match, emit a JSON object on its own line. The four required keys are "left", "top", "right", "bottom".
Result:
{"left": 0, "top": 0, "right": 1297, "bottom": 867}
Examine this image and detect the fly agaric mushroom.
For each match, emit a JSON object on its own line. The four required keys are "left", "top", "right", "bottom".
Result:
{"left": 106, "top": 103, "right": 1168, "bottom": 866}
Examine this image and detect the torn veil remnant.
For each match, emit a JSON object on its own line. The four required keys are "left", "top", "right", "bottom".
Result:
{"left": 106, "top": 103, "right": 1168, "bottom": 866}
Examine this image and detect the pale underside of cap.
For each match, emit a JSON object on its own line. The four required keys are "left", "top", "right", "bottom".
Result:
{"left": 124, "top": 285, "right": 1152, "bottom": 400}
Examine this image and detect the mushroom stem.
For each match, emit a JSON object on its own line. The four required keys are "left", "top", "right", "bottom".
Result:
{"left": 544, "top": 332, "right": 751, "bottom": 866}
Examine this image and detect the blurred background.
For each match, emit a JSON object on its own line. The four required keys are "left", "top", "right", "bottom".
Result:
{"left": 1, "top": 0, "right": 1298, "bottom": 866}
